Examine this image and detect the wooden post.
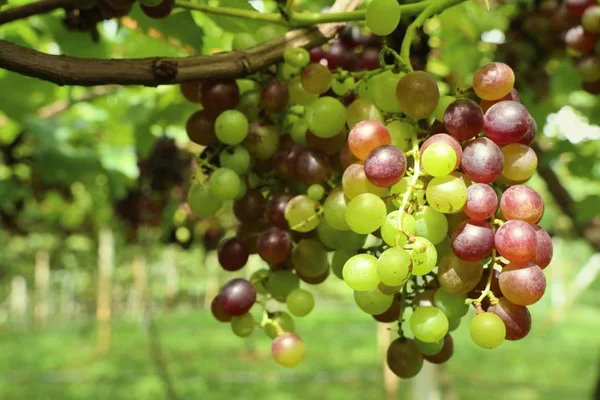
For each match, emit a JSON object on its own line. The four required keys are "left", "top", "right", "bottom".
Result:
{"left": 411, "top": 362, "right": 440, "bottom": 400}
{"left": 34, "top": 251, "right": 50, "bottom": 328}
{"left": 131, "top": 251, "right": 148, "bottom": 319}
{"left": 377, "top": 323, "right": 398, "bottom": 400}
{"left": 97, "top": 227, "right": 114, "bottom": 353}
{"left": 164, "top": 246, "right": 179, "bottom": 310}
{"left": 10, "top": 275, "right": 27, "bottom": 327}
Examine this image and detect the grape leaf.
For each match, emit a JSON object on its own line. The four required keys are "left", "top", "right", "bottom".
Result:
{"left": 207, "top": 0, "right": 269, "bottom": 33}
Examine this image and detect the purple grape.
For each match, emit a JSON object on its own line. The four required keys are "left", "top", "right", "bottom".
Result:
{"left": 267, "top": 193, "right": 293, "bottom": 229}
{"left": 200, "top": 79, "right": 240, "bottom": 117}
{"left": 495, "top": 220, "right": 537, "bottom": 264}
{"left": 257, "top": 227, "right": 291, "bottom": 265}
{"left": 464, "top": 183, "right": 499, "bottom": 220}
{"left": 518, "top": 118, "right": 537, "bottom": 145}
{"left": 218, "top": 279, "right": 256, "bottom": 316}
{"left": 443, "top": 99, "right": 484, "bottom": 141}
{"left": 451, "top": 219, "right": 495, "bottom": 261}
{"left": 234, "top": 189, "right": 266, "bottom": 223}
{"left": 211, "top": 295, "right": 232, "bottom": 322}
{"left": 483, "top": 101, "right": 531, "bottom": 146}
{"left": 274, "top": 144, "right": 303, "bottom": 181}
{"left": 218, "top": 237, "right": 249, "bottom": 271}
{"left": 532, "top": 225, "right": 553, "bottom": 269}
{"left": 260, "top": 79, "right": 289, "bottom": 112}
{"left": 364, "top": 145, "right": 407, "bottom": 187}
{"left": 295, "top": 149, "right": 333, "bottom": 185}
{"left": 461, "top": 137, "right": 504, "bottom": 183}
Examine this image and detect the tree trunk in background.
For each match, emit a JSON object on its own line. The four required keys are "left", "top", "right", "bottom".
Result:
{"left": 163, "top": 246, "right": 179, "bottom": 311}
{"left": 412, "top": 362, "right": 440, "bottom": 400}
{"left": 10, "top": 276, "right": 27, "bottom": 327}
{"left": 377, "top": 323, "right": 398, "bottom": 400}
{"left": 97, "top": 227, "right": 114, "bottom": 354}
{"left": 34, "top": 251, "right": 50, "bottom": 328}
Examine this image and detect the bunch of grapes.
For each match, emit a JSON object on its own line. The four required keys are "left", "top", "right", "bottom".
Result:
{"left": 67, "top": 0, "right": 174, "bottom": 20}
{"left": 182, "top": 1, "right": 553, "bottom": 374}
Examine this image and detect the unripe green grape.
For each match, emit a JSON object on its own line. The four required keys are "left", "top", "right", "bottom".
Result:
{"left": 433, "top": 289, "right": 468, "bottom": 320}
{"left": 219, "top": 145, "right": 251, "bottom": 175}
{"left": 332, "top": 77, "right": 355, "bottom": 96}
{"left": 407, "top": 237, "right": 437, "bottom": 275}
{"left": 370, "top": 70, "right": 404, "bottom": 112}
{"left": 208, "top": 168, "right": 241, "bottom": 201}
{"left": 290, "top": 120, "right": 308, "bottom": 145}
{"left": 286, "top": 289, "right": 315, "bottom": 317}
{"left": 433, "top": 95, "right": 456, "bottom": 122}
{"left": 288, "top": 78, "right": 319, "bottom": 106}
{"left": 501, "top": 143, "right": 538, "bottom": 182}
{"left": 256, "top": 25, "right": 285, "bottom": 43}
{"left": 237, "top": 90, "right": 261, "bottom": 122}
{"left": 381, "top": 211, "right": 416, "bottom": 246}
{"left": 250, "top": 269, "right": 270, "bottom": 295}
{"left": 396, "top": 71, "right": 440, "bottom": 120}
{"left": 354, "top": 288, "right": 394, "bottom": 314}
{"left": 235, "top": 179, "right": 247, "bottom": 200}
{"left": 421, "top": 142, "right": 457, "bottom": 177}
{"left": 332, "top": 249, "right": 355, "bottom": 279}
{"left": 307, "top": 184, "right": 325, "bottom": 201}
{"left": 301, "top": 63, "right": 332, "bottom": 94}
{"left": 413, "top": 206, "right": 448, "bottom": 245}
{"left": 264, "top": 311, "right": 295, "bottom": 339}
{"left": 284, "top": 195, "right": 320, "bottom": 232}
{"left": 215, "top": 110, "right": 249, "bottom": 145}
{"left": 187, "top": 183, "right": 222, "bottom": 218}
{"left": 448, "top": 316, "right": 461, "bottom": 332}
{"left": 386, "top": 120, "right": 417, "bottom": 152}
{"left": 410, "top": 306, "right": 449, "bottom": 343}
{"left": 316, "top": 220, "right": 344, "bottom": 250}
{"left": 231, "top": 313, "right": 255, "bottom": 337}
{"left": 425, "top": 175, "right": 468, "bottom": 214}
{"left": 366, "top": 0, "right": 402, "bottom": 36}
{"left": 306, "top": 97, "right": 348, "bottom": 138}
{"left": 267, "top": 270, "right": 300, "bottom": 299}
{"left": 390, "top": 177, "right": 423, "bottom": 207}
{"left": 377, "top": 247, "right": 412, "bottom": 286}
{"left": 345, "top": 193, "right": 387, "bottom": 234}
{"left": 336, "top": 230, "right": 367, "bottom": 251}
{"left": 284, "top": 47, "right": 310, "bottom": 68}
{"left": 470, "top": 312, "right": 506, "bottom": 349}
{"left": 243, "top": 123, "right": 279, "bottom": 160}
{"left": 323, "top": 190, "right": 350, "bottom": 231}
{"left": 343, "top": 253, "right": 379, "bottom": 291}
{"left": 347, "top": 98, "right": 384, "bottom": 128}
{"left": 415, "top": 338, "right": 444, "bottom": 356}
{"left": 232, "top": 32, "right": 257, "bottom": 50}
{"left": 292, "top": 239, "right": 329, "bottom": 278}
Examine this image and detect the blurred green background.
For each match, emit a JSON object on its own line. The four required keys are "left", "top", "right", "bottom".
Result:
{"left": 0, "top": 0, "right": 599, "bottom": 399}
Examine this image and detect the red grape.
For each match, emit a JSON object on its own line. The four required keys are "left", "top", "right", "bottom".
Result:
{"left": 489, "top": 297, "right": 532, "bottom": 340}
{"left": 267, "top": 193, "right": 292, "bottom": 229}
{"left": 500, "top": 185, "right": 544, "bottom": 224}
{"left": 423, "top": 334, "right": 453, "bottom": 364}
{"left": 480, "top": 88, "right": 520, "bottom": 113}
{"left": 234, "top": 189, "right": 266, "bottom": 223}
{"left": 461, "top": 137, "right": 504, "bottom": 183}
{"left": 518, "top": 118, "right": 537, "bottom": 145}
{"left": 295, "top": 149, "right": 333, "bottom": 185}
{"left": 364, "top": 145, "right": 407, "bottom": 187}
{"left": 451, "top": 219, "right": 495, "bottom": 261}
{"left": 180, "top": 80, "right": 202, "bottom": 103}
{"left": 464, "top": 183, "right": 498, "bottom": 221}
{"left": 373, "top": 298, "right": 402, "bottom": 323}
{"left": 309, "top": 47, "right": 327, "bottom": 64}
{"left": 201, "top": 79, "right": 240, "bottom": 116}
{"left": 211, "top": 295, "right": 232, "bottom": 322}
{"left": 532, "top": 225, "right": 553, "bottom": 269}
{"left": 186, "top": 110, "right": 217, "bottom": 146}
{"left": 443, "top": 98, "right": 484, "bottom": 140}
{"left": 484, "top": 101, "right": 531, "bottom": 146}
{"left": 274, "top": 144, "right": 303, "bottom": 181}
{"left": 495, "top": 220, "right": 537, "bottom": 264}
{"left": 565, "top": 0, "right": 596, "bottom": 16}
{"left": 218, "top": 237, "right": 250, "bottom": 271}
{"left": 257, "top": 227, "right": 291, "bottom": 265}
{"left": 260, "top": 79, "right": 289, "bottom": 112}
{"left": 219, "top": 279, "right": 257, "bottom": 316}
{"left": 326, "top": 42, "right": 354, "bottom": 70}
{"left": 499, "top": 262, "right": 546, "bottom": 306}
{"left": 565, "top": 25, "right": 598, "bottom": 53}
{"left": 357, "top": 48, "right": 380, "bottom": 71}
{"left": 348, "top": 120, "right": 392, "bottom": 160}
{"left": 306, "top": 130, "right": 347, "bottom": 156}
{"left": 387, "top": 338, "right": 423, "bottom": 378}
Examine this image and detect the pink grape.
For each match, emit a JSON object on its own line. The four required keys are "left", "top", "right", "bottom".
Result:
{"left": 461, "top": 137, "right": 504, "bottom": 183}
{"left": 532, "top": 225, "right": 553, "bottom": 269}
{"left": 272, "top": 333, "right": 306, "bottom": 368}
{"left": 443, "top": 98, "right": 484, "bottom": 140}
{"left": 364, "top": 145, "right": 407, "bottom": 187}
{"left": 495, "top": 220, "right": 537, "bottom": 264}
{"left": 472, "top": 62, "right": 515, "bottom": 101}
{"left": 451, "top": 219, "right": 495, "bottom": 261}
{"left": 348, "top": 120, "right": 392, "bottom": 160}
{"left": 489, "top": 297, "right": 532, "bottom": 341}
{"left": 464, "top": 183, "right": 499, "bottom": 220}
{"left": 500, "top": 185, "right": 544, "bottom": 224}
{"left": 499, "top": 262, "right": 546, "bottom": 306}
{"left": 483, "top": 101, "right": 531, "bottom": 146}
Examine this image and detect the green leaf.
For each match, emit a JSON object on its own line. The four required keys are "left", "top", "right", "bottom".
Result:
{"left": 575, "top": 195, "right": 600, "bottom": 225}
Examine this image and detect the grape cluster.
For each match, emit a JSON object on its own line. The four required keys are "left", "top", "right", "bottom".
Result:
{"left": 68, "top": 0, "right": 174, "bottom": 20}
{"left": 182, "top": 14, "right": 553, "bottom": 373}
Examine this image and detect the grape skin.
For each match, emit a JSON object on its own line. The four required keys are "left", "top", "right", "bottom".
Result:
{"left": 347, "top": 99, "right": 384, "bottom": 128}
{"left": 472, "top": 62, "right": 515, "bottom": 101}
{"left": 470, "top": 312, "right": 506, "bottom": 349}
{"left": 501, "top": 144, "right": 538, "bottom": 182}
{"left": 348, "top": 120, "right": 392, "bottom": 161}
{"left": 500, "top": 185, "right": 544, "bottom": 224}
{"left": 425, "top": 175, "right": 468, "bottom": 214}
{"left": 366, "top": 0, "right": 402, "bottom": 36}
{"left": 396, "top": 71, "right": 440, "bottom": 120}
{"left": 364, "top": 145, "right": 407, "bottom": 187}
{"left": 443, "top": 98, "right": 484, "bottom": 141}
{"left": 342, "top": 163, "right": 389, "bottom": 199}
{"left": 354, "top": 288, "right": 394, "bottom": 314}
{"left": 386, "top": 339, "right": 424, "bottom": 378}
{"left": 495, "top": 220, "right": 537, "bottom": 264}
{"left": 295, "top": 149, "right": 333, "bottom": 185}
{"left": 451, "top": 219, "right": 495, "bottom": 262}
{"left": 257, "top": 227, "right": 291, "bottom": 265}
{"left": 292, "top": 239, "right": 329, "bottom": 278}
{"left": 461, "top": 137, "right": 504, "bottom": 184}
{"left": 423, "top": 334, "right": 454, "bottom": 364}
{"left": 218, "top": 279, "right": 256, "bottom": 316}
{"left": 484, "top": 101, "right": 531, "bottom": 146}
{"left": 499, "top": 262, "right": 546, "bottom": 306}
{"left": 343, "top": 254, "right": 380, "bottom": 291}
{"left": 464, "top": 183, "right": 499, "bottom": 221}
{"left": 532, "top": 225, "right": 553, "bottom": 269}
{"left": 272, "top": 333, "right": 306, "bottom": 368}
{"left": 218, "top": 237, "right": 249, "bottom": 271}
{"left": 489, "top": 297, "right": 532, "bottom": 341}
{"left": 420, "top": 134, "right": 462, "bottom": 169}
{"left": 437, "top": 253, "right": 484, "bottom": 294}
{"left": 410, "top": 306, "right": 449, "bottom": 343}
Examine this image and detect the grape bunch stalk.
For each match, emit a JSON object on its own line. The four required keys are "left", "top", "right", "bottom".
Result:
{"left": 182, "top": 0, "right": 553, "bottom": 375}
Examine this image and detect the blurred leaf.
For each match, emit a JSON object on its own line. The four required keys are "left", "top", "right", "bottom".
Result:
{"left": 575, "top": 195, "right": 600, "bottom": 225}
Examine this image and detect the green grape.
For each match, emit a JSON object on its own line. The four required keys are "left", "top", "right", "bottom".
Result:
{"left": 208, "top": 168, "right": 241, "bottom": 201}
{"left": 345, "top": 193, "right": 387, "bottom": 234}
{"left": 366, "top": 0, "right": 402, "bottom": 36}
{"left": 410, "top": 306, "right": 449, "bottom": 343}
{"left": 370, "top": 70, "right": 404, "bottom": 112}
{"left": 381, "top": 211, "right": 416, "bottom": 246}
{"left": 232, "top": 32, "right": 257, "bottom": 50}
{"left": 342, "top": 163, "right": 389, "bottom": 200}
{"left": 415, "top": 338, "right": 444, "bottom": 356}
{"left": 187, "top": 183, "right": 222, "bottom": 218}
{"left": 307, "top": 184, "right": 325, "bottom": 201}
{"left": 286, "top": 288, "right": 314, "bottom": 317}
{"left": 306, "top": 97, "right": 347, "bottom": 138}
{"left": 378, "top": 282, "right": 402, "bottom": 295}
{"left": 433, "top": 95, "right": 456, "bottom": 122}
{"left": 389, "top": 177, "right": 424, "bottom": 207}
{"left": 264, "top": 311, "right": 295, "bottom": 339}
{"left": 267, "top": 270, "right": 300, "bottom": 299}
{"left": 250, "top": 269, "right": 270, "bottom": 295}
{"left": 237, "top": 90, "right": 261, "bottom": 122}
{"left": 279, "top": 63, "right": 300, "bottom": 80}
{"left": 288, "top": 78, "right": 319, "bottom": 106}
{"left": 407, "top": 237, "right": 437, "bottom": 276}
{"left": 343, "top": 254, "right": 379, "bottom": 291}
{"left": 347, "top": 98, "right": 384, "bottom": 128}
{"left": 332, "top": 249, "right": 355, "bottom": 279}
{"left": 434, "top": 288, "right": 468, "bottom": 320}
{"left": 175, "top": 227, "right": 190, "bottom": 243}
{"left": 386, "top": 120, "right": 417, "bottom": 152}
{"left": 284, "top": 195, "right": 321, "bottom": 232}
{"left": 284, "top": 47, "right": 310, "bottom": 68}
{"left": 356, "top": 80, "right": 373, "bottom": 100}
{"left": 215, "top": 110, "right": 249, "bottom": 145}
{"left": 425, "top": 175, "right": 468, "bottom": 214}
{"left": 290, "top": 119, "right": 308, "bottom": 145}
{"left": 396, "top": 71, "right": 440, "bottom": 120}
{"left": 354, "top": 288, "right": 394, "bottom": 314}
{"left": 501, "top": 143, "right": 538, "bottom": 182}
{"left": 435, "top": 236, "right": 452, "bottom": 261}
{"left": 323, "top": 190, "right": 350, "bottom": 231}
{"left": 413, "top": 206, "right": 448, "bottom": 245}
{"left": 301, "top": 63, "right": 332, "bottom": 94}
{"left": 421, "top": 142, "right": 457, "bottom": 177}
{"left": 332, "top": 77, "right": 355, "bottom": 96}
{"left": 377, "top": 247, "right": 412, "bottom": 287}
{"left": 336, "top": 230, "right": 368, "bottom": 251}
{"left": 316, "top": 220, "right": 344, "bottom": 250}
{"left": 243, "top": 123, "right": 279, "bottom": 160}
{"left": 219, "top": 145, "right": 251, "bottom": 175}
{"left": 231, "top": 313, "right": 255, "bottom": 337}
{"left": 292, "top": 239, "right": 329, "bottom": 278}
{"left": 448, "top": 316, "right": 461, "bottom": 332}
{"left": 470, "top": 312, "right": 506, "bottom": 349}
{"left": 235, "top": 180, "right": 247, "bottom": 200}
{"left": 256, "top": 25, "right": 285, "bottom": 43}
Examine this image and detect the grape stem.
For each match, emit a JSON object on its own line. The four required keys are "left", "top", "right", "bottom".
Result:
{"left": 465, "top": 250, "right": 499, "bottom": 307}
{"left": 396, "top": 137, "right": 421, "bottom": 245}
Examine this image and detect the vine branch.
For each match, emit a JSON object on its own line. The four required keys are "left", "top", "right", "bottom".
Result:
{"left": 0, "top": 0, "right": 71, "bottom": 24}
